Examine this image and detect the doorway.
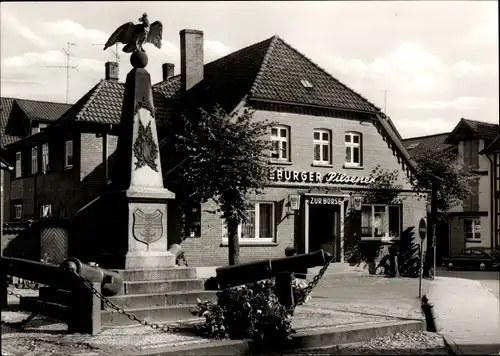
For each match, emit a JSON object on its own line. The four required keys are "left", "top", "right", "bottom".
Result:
{"left": 309, "top": 204, "right": 341, "bottom": 262}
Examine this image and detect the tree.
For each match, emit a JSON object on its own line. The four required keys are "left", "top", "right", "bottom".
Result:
{"left": 161, "top": 105, "right": 274, "bottom": 265}
{"left": 410, "top": 146, "right": 474, "bottom": 277}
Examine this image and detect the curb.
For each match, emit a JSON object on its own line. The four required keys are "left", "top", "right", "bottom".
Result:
{"left": 121, "top": 319, "right": 424, "bottom": 356}
{"left": 442, "top": 334, "right": 464, "bottom": 355}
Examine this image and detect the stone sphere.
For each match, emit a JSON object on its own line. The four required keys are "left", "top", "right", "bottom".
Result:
{"left": 130, "top": 50, "right": 148, "bottom": 68}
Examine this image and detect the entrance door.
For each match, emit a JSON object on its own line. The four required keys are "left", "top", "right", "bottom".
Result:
{"left": 309, "top": 204, "right": 341, "bottom": 262}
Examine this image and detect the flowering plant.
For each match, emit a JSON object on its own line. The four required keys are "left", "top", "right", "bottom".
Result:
{"left": 190, "top": 276, "right": 309, "bottom": 341}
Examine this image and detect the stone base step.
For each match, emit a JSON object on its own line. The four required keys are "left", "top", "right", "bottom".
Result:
{"left": 122, "top": 279, "right": 204, "bottom": 295}
{"left": 112, "top": 267, "right": 197, "bottom": 281}
{"left": 101, "top": 305, "right": 198, "bottom": 326}
{"left": 105, "top": 290, "right": 217, "bottom": 309}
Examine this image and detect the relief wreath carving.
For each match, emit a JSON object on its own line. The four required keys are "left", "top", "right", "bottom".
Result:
{"left": 133, "top": 111, "right": 159, "bottom": 172}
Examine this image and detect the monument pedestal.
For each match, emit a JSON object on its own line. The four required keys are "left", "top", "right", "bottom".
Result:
{"left": 79, "top": 55, "right": 176, "bottom": 270}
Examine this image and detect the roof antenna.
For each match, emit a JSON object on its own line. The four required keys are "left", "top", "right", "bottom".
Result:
{"left": 47, "top": 42, "right": 79, "bottom": 104}
{"left": 93, "top": 43, "right": 120, "bottom": 63}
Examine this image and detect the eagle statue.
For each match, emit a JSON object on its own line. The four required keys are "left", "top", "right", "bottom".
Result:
{"left": 104, "top": 13, "right": 162, "bottom": 53}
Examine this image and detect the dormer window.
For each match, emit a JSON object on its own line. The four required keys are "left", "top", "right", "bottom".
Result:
{"left": 15, "top": 152, "right": 22, "bottom": 178}
{"left": 64, "top": 140, "right": 73, "bottom": 169}
{"left": 31, "top": 147, "right": 38, "bottom": 175}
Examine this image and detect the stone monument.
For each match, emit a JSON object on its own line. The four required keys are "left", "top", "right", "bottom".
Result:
{"left": 74, "top": 13, "right": 176, "bottom": 269}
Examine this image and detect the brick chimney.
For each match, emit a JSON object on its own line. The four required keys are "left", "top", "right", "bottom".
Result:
{"left": 162, "top": 63, "right": 175, "bottom": 81}
{"left": 105, "top": 62, "right": 119, "bottom": 81}
{"left": 180, "top": 29, "right": 204, "bottom": 93}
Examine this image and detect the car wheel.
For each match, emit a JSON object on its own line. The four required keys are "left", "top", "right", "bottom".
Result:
{"left": 447, "top": 262, "right": 454, "bottom": 270}
{"left": 479, "top": 262, "right": 486, "bottom": 271}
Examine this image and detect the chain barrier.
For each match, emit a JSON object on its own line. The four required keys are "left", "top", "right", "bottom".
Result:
{"left": 3, "top": 277, "right": 41, "bottom": 329}
{"left": 67, "top": 268, "right": 182, "bottom": 333}
{"left": 294, "top": 255, "right": 334, "bottom": 306}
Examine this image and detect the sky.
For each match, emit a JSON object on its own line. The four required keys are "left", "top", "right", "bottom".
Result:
{"left": 1, "top": 1, "right": 498, "bottom": 139}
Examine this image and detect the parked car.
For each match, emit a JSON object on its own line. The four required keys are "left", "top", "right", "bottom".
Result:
{"left": 442, "top": 247, "right": 500, "bottom": 271}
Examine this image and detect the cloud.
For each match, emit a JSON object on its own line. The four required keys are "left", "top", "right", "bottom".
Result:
{"left": 1, "top": 10, "right": 50, "bottom": 49}
{"left": 3, "top": 50, "right": 66, "bottom": 68}
{"left": 405, "top": 96, "right": 486, "bottom": 110}
{"left": 204, "top": 40, "right": 231, "bottom": 57}
{"left": 452, "top": 61, "right": 498, "bottom": 77}
{"left": 42, "top": 20, "right": 108, "bottom": 44}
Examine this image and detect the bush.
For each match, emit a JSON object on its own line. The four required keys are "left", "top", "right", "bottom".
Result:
{"left": 190, "top": 277, "right": 311, "bottom": 342}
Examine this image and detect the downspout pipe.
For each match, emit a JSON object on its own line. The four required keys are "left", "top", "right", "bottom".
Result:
{"left": 485, "top": 153, "right": 494, "bottom": 249}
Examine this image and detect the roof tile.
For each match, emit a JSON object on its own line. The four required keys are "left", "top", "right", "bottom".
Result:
{"left": 402, "top": 133, "right": 454, "bottom": 161}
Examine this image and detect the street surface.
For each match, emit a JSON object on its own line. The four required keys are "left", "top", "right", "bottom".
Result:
{"left": 435, "top": 267, "right": 499, "bottom": 299}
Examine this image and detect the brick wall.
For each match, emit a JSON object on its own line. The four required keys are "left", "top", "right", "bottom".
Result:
{"left": 176, "top": 108, "right": 426, "bottom": 267}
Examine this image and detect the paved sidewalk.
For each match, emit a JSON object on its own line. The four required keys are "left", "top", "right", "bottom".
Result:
{"left": 427, "top": 277, "right": 500, "bottom": 355}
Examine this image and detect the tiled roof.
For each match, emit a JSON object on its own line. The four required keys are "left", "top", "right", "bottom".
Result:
{"left": 56, "top": 79, "right": 175, "bottom": 125}
{"left": 481, "top": 135, "right": 500, "bottom": 154}
{"left": 154, "top": 35, "right": 380, "bottom": 113}
{"left": 462, "top": 119, "right": 499, "bottom": 141}
{"left": 15, "top": 98, "right": 71, "bottom": 122}
{"left": 445, "top": 118, "right": 499, "bottom": 145}
{"left": 402, "top": 132, "right": 454, "bottom": 161}
{"left": 1, "top": 97, "right": 70, "bottom": 148}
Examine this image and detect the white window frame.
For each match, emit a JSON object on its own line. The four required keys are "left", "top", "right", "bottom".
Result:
{"left": 222, "top": 202, "right": 276, "bottom": 242}
{"left": 64, "top": 140, "right": 73, "bottom": 169}
{"left": 313, "top": 129, "right": 331, "bottom": 165}
{"left": 31, "top": 147, "right": 38, "bottom": 175}
{"left": 345, "top": 132, "right": 362, "bottom": 167}
{"left": 15, "top": 152, "right": 22, "bottom": 178}
{"left": 361, "top": 204, "right": 401, "bottom": 240}
{"left": 465, "top": 219, "right": 481, "bottom": 241}
{"left": 40, "top": 204, "right": 52, "bottom": 218}
{"left": 42, "top": 143, "right": 50, "bottom": 173}
{"left": 270, "top": 126, "right": 290, "bottom": 162}
{"left": 13, "top": 204, "right": 22, "bottom": 220}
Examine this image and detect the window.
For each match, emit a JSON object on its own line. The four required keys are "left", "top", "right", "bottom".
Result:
{"left": 223, "top": 202, "right": 275, "bottom": 241}
{"left": 313, "top": 129, "right": 331, "bottom": 164}
{"left": 40, "top": 204, "right": 52, "bottom": 218}
{"left": 64, "top": 140, "right": 73, "bottom": 168}
{"left": 471, "top": 249, "right": 485, "bottom": 257}
{"left": 271, "top": 126, "right": 289, "bottom": 161}
{"left": 463, "top": 140, "right": 479, "bottom": 169}
{"left": 42, "top": 143, "right": 50, "bottom": 173}
{"left": 345, "top": 132, "right": 362, "bottom": 166}
{"left": 15, "top": 152, "right": 22, "bottom": 178}
{"left": 31, "top": 147, "right": 38, "bottom": 175}
{"left": 13, "top": 204, "right": 22, "bottom": 220}
{"left": 361, "top": 205, "right": 400, "bottom": 240}
{"left": 182, "top": 203, "right": 201, "bottom": 238}
{"left": 460, "top": 248, "right": 471, "bottom": 256}
{"left": 301, "top": 79, "right": 313, "bottom": 88}
{"left": 465, "top": 219, "right": 481, "bottom": 241}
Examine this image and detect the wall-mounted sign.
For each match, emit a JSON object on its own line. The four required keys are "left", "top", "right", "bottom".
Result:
{"left": 289, "top": 194, "right": 301, "bottom": 210}
{"left": 309, "top": 196, "right": 344, "bottom": 205}
{"left": 353, "top": 196, "right": 362, "bottom": 211}
{"left": 269, "top": 169, "right": 375, "bottom": 185}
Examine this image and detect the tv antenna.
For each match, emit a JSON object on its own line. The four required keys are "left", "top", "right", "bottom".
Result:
{"left": 384, "top": 89, "right": 388, "bottom": 114}
{"left": 47, "top": 42, "right": 79, "bottom": 103}
{"left": 93, "top": 43, "right": 120, "bottom": 63}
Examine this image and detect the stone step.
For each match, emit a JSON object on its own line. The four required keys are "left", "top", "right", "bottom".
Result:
{"left": 19, "top": 296, "right": 69, "bottom": 321}
{"left": 112, "top": 267, "right": 197, "bottom": 281}
{"left": 122, "top": 279, "right": 204, "bottom": 295}
{"left": 105, "top": 290, "right": 217, "bottom": 309}
{"left": 101, "top": 305, "right": 198, "bottom": 326}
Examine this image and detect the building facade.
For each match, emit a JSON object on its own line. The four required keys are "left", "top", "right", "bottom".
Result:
{"left": 480, "top": 135, "right": 500, "bottom": 249}
{"left": 403, "top": 119, "right": 499, "bottom": 258}
{"left": 2, "top": 30, "right": 427, "bottom": 268}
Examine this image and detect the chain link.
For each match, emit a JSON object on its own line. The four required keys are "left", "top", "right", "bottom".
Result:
{"left": 177, "top": 252, "right": 188, "bottom": 267}
{"left": 295, "top": 255, "right": 333, "bottom": 306}
{"left": 67, "top": 269, "right": 182, "bottom": 333}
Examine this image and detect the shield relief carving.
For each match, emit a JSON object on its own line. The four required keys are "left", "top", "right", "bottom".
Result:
{"left": 132, "top": 208, "right": 163, "bottom": 245}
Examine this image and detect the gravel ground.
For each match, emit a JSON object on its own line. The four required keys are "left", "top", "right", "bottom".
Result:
{"left": 277, "top": 331, "right": 450, "bottom": 355}
{"left": 2, "top": 292, "right": 402, "bottom": 356}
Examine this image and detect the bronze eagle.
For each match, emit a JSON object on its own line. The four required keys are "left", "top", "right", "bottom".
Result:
{"left": 104, "top": 13, "right": 163, "bottom": 53}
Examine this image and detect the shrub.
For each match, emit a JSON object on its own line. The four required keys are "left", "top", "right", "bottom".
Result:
{"left": 190, "top": 276, "right": 311, "bottom": 342}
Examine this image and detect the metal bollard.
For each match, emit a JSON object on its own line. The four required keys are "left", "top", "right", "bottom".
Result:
{"left": 421, "top": 295, "right": 438, "bottom": 332}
